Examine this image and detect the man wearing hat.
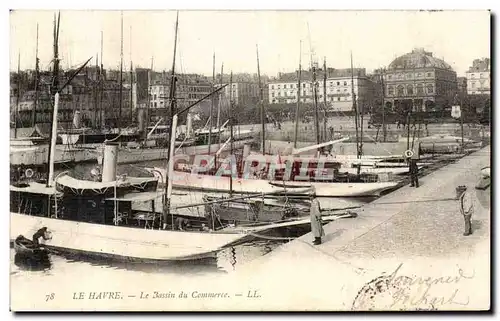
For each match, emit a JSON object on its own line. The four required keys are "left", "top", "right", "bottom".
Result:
{"left": 456, "top": 185, "right": 473, "bottom": 236}
{"left": 310, "top": 189, "right": 325, "bottom": 245}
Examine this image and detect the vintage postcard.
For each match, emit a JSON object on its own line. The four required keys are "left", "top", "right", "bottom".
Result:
{"left": 9, "top": 9, "right": 491, "bottom": 311}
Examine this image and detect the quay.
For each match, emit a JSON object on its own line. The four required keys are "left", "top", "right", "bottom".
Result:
{"left": 229, "top": 146, "right": 491, "bottom": 311}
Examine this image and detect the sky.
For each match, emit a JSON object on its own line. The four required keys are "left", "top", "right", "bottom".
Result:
{"left": 9, "top": 10, "right": 491, "bottom": 77}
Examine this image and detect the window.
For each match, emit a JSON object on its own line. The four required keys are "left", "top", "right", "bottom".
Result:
{"left": 407, "top": 85, "right": 414, "bottom": 96}
{"left": 272, "top": 99, "right": 276, "bottom": 103}
{"left": 344, "top": 81, "right": 347, "bottom": 86}
{"left": 388, "top": 86, "right": 394, "bottom": 95}
{"left": 284, "top": 84, "right": 287, "bottom": 89}
{"left": 471, "top": 82, "right": 476, "bottom": 88}
{"left": 388, "top": 75, "right": 392, "bottom": 80}
{"left": 426, "top": 84, "right": 434, "bottom": 94}
{"left": 271, "top": 93, "right": 275, "bottom": 97}
{"left": 271, "top": 85, "right": 274, "bottom": 90}
{"left": 277, "top": 85, "right": 281, "bottom": 89}
{"left": 154, "top": 94, "right": 157, "bottom": 100}
{"left": 303, "top": 90, "right": 306, "bottom": 96}
{"left": 397, "top": 85, "right": 405, "bottom": 96}
{"left": 290, "top": 84, "right": 294, "bottom": 89}
{"left": 330, "top": 82, "right": 334, "bottom": 86}
{"left": 154, "top": 102, "right": 157, "bottom": 108}
{"left": 278, "top": 92, "right": 281, "bottom": 96}
{"left": 426, "top": 72, "right": 432, "bottom": 77}
{"left": 337, "top": 97, "right": 341, "bottom": 101}
{"left": 284, "top": 92, "right": 287, "bottom": 97}
{"left": 417, "top": 84, "right": 424, "bottom": 95}
{"left": 303, "top": 83, "right": 306, "bottom": 88}
{"left": 337, "top": 89, "right": 340, "bottom": 93}
{"left": 337, "top": 81, "right": 340, "bottom": 86}
{"left": 471, "top": 74, "right": 475, "bottom": 78}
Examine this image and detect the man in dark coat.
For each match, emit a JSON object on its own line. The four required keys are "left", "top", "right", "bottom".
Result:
{"left": 310, "top": 192, "right": 325, "bottom": 245}
{"left": 457, "top": 186, "right": 474, "bottom": 236}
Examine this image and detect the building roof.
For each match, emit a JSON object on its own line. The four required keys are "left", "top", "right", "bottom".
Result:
{"left": 388, "top": 48, "right": 453, "bottom": 70}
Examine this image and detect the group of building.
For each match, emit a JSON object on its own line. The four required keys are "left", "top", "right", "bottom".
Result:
{"left": 10, "top": 48, "right": 490, "bottom": 129}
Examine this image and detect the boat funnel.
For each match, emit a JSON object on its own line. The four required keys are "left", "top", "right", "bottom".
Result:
{"left": 137, "top": 109, "right": 146, "bottom": 133}
{"left": 243, "top": 144, "right": 251, "bottom": 158}
{"left": 101, "top": 142, "right": 119, "bottom": 182}
{"left": 186, "top": 113, "right": 193, "bottom": 139}
{"left": 73, "top": 111, "right": 82, "bottom": 129}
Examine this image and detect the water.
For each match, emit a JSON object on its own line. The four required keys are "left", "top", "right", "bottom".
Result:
{"left": 17, "top": 152, "right": 374, "bottom": 298}
{"left": 10, "top": 240, "right": 285, "bottom": 289}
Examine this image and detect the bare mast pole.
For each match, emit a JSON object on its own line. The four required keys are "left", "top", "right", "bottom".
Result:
{"left": 208, "top": 53, "right": 215, "bottom": 155}
{"left": 229, "top": 71, "right": 234, "bottom": 198}
{"left": 15, "top": 52, "right": 20, "bottom": 138}
{"left": 256, "top": 45, "right": 265, "bottom": 154}
{"left": 32, "top": 23, "right": 39, "bottom": 128}
{"left": 350, "top": 51, "right": 360, "bottom": 159}
{"left": 293, "top": 41, "right": 302, "bottom": 148}
{"left": 381, "top": 68, "right": 386, "bottom": 142}
{"left": 99, "top": 31, "right": 104, "bottom": 128}
{"left": 163, "top": 11, "right": 179, "bottom": 230}
{"left": 46, "top": 12, "right": 60, "bottom": 185}
{"left": 129, "top": 26, "right": 133, "bottom": 125}
{"left": 118, "top": 11, "right": 123, "bottom": 132}
{"left": 217, "top": 63, "right": 223, "bottom": 146}
{"left": 323, "top": 56, "right": 328, "bottom": 141}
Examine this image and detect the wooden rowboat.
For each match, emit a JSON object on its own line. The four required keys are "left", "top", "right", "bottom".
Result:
{"left": 14, "top": 235, "right": 48, "bottom": 256}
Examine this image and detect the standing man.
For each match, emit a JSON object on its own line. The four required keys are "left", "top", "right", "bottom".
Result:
{"left": 406, "top": 148, "right": 419, "bottom": 188}
{"left": 456, "top": 185, "right": 474, "bottom": 236}
{"left": 310, "top": 191, "right": 324, "bottom": 245}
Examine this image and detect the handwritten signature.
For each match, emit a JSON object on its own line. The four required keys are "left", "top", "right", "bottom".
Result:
{"left": 352, "top": 263, "right": 475, "bottom": 311}
{"left": 388, "top": 263, "right": 474, "bottom": 309}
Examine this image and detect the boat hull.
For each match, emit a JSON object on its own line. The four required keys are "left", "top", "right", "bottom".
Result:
{"left": 150, "top": 169, "right": 401, "bottom": 197}
{"left": 10, "top": 213, "right": 249, "bottom": 261}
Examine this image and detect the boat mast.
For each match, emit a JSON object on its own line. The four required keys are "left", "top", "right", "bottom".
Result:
{"left": 256, "top": 45, "right": 265, "bottom": 154}
{"left": 350, "top": 51, "right": 360, "bottom": 159}
{"left": 94, "top": 54, "right": 99, "bottom": 128}
{"left": 118, "top": 11, "right": 123, "bottom": 131}
{"left": 323, "top": 56, "right": 328, "bottom": 141}
{"left": 46, "top": 12, "right": 60, "bottom": 185}
{"left": 129, "top": 26, "right": 133, "bottom": 125}
{"left": 208, "top": 53, "right": 215, "bottom": 155}
{"left": 293, "top": 41, "right": 302, "bottom": 148}
{"left": 99, "top": 31, "right": 104, "bottom": 129}
{"left": 217, "top": 63, "right": 223, "bottom": 146}
{"left": 32, "top": 23, "right": 39, "bottom": 128}
{"left": 163, "top": 11, "right": 179, "bottom": 230}
{"left": 229, "top": 71, "right": 234, "bottom": 198}
{"left": 144, "top": 56, "right": 153, "bottom": 141}
{"left": 380, "top": 67, "right": 386, "bottom": 142}
{"left": 312, "top": 63, "right": 320, "bottom": 148}
{"left": 14, "top": 52, "right": 20, "bottom": 138}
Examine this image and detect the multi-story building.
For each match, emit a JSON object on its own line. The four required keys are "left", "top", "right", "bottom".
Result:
{"left": 466, "top": 58, "right": 490, "bottom": 95}
{"left": 147, "top": 74, "right": 213, "bottom": 122}
{"left": 267, "top": 67, "right": 377, "bottom": 112}
{"left": 217, "top": 82, "right": 260, "bottom": 105}
{"left": 383, "top": 48, "right": 457, "bottom": 112}
{"left": 11, "top": 69, "right": 133, "bottom": 130}
{"left": 457, "top": 76, "right": 467, "bottom": 94}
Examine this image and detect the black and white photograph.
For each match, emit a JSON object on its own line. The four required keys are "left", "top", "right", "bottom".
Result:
{"left": 7, "top": 8, "right": 491, "bottom": 311}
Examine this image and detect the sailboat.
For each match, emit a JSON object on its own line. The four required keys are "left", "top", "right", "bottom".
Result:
{"left": 10, "top": 12, "right": 251, "bottom": 262}
{"left": 146, "top": 51, "right": 402, "bottom": 197}
{"left": 202, "top": 72, "right": 302, "bottom": 225}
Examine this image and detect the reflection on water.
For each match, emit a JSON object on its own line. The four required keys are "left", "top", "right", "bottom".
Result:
{"left": 13, "top": 252, "right": 52, "bottom": 272}
{"left": 10, "top": 239, "right": 287, "bottom": 284}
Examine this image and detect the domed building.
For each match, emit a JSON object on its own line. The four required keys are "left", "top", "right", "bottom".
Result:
{"left": 384, "top": 48, "right": 457, "bottom": 113}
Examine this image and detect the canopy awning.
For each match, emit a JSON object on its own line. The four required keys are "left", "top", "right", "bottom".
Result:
{"left": 10, "top": 182, "right": 62, "bottom": 196}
